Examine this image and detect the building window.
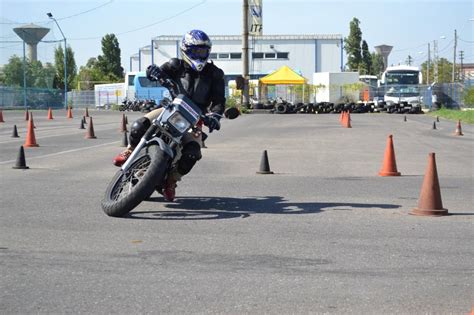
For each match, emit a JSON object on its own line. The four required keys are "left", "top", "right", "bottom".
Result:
{"left": 230, "top": 53, "right": 242, "bottom": 59}
{"left": 209, "top": 53, "right": 217, "bottom": 59}
{"left": 265, "top": 53, "right": 276, "bottom": 59}
{"left": 277, "top": 52, "right": 289, "bottom": 59}
{"left": 253, "top": 52, "right": 264, "bottom": 59}
{"left": 218, "top": 53, "right": 229, "bottom": 59}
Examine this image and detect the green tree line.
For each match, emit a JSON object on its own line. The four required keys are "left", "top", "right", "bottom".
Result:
{"left": 0, "top": 33, "right": 123, "bottom": 91}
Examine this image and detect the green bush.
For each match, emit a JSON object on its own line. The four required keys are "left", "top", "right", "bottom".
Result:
{"left": 463, "top": 87, "right": 474, "bottom": 107}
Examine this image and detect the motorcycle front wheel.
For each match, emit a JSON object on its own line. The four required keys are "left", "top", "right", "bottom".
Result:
{"left": 101, "top": 144, "right": 169, "bottom": 217}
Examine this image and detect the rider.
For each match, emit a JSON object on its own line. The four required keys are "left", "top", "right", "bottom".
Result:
{"left": 113, "top": 29, "right": 226, "bottom": 202}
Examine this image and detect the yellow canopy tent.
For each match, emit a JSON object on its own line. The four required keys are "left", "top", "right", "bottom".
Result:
{"left": 258, "top": 65, "right": 307, "bottom": 103}
{"left": 259, "top": 65, "right": 306, "bottom": 85}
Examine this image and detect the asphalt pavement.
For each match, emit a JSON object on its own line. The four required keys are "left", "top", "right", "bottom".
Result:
{"left": 0, "top": 108, "right": 473, "bottom": 314}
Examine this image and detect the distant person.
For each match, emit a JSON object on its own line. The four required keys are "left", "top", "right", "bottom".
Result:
{"left": 112, "top": 29, "right": 226, "bottom": 201}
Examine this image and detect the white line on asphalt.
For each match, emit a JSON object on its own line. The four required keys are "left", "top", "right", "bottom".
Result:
{"left": 0, "top": 141, "right": 119, "bottom": 165}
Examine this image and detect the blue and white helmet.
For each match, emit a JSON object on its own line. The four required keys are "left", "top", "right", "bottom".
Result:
{"left": 180, "top": 30, "right": 212, "bottom": 72}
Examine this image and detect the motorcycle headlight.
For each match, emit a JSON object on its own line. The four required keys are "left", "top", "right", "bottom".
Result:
{"left": 168, "top": 112, "right": 191, "bottom": 133}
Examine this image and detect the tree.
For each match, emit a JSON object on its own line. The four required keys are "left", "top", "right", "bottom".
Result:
{"left": 344, "top": 17, "right": 363, "bottom": 72}
{"left": 2, "top": 55, "right": 24, "bottom": 87}
{"left": 370, "top": 52, "right": 384, "bottom": 77}
{"left": 54, "top": 45, "right": 77, "bottom": 91}
{"left": 74, "top": 57, "right": 111, "bottom": 90}
{"left": 360, "top": 40, "right": 372, "bottom": 75}
{"left": 421, "top": 58, "right": 454, "bottom": 84}
{"left": 96, "top": 34, "right": 124, "bottom": 81}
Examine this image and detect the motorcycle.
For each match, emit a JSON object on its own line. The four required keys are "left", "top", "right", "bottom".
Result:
{"left": 101, "top": 70, "right": 240, "bottom": 217}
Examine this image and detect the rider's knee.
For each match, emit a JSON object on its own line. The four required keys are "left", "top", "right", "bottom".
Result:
{"left": 177, "top": 141, "right": 202, "bottom": 175}
{"left": 129, "top": 117, "right": 151, "bottom": 147}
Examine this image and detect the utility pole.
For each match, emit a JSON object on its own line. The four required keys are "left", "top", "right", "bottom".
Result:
{"left": 427, "top": 42, "right": 430, "bottom": 85}
{"left": 242, "top": 0, "right": 250, "bottom": 109}
{"left": 459, "top": 50, "right": 464, "bottom": 82}
{"left": 452, "top": 29, "right": 457, "bottom": 82}
{"left": 433, "top": 40, "right": 438, "bottom": 83}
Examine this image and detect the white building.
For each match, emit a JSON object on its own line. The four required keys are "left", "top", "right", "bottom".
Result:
{"left": 130, "top": 34, "right": 343, "bottom": 84}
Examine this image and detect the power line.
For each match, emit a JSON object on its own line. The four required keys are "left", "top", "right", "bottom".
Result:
{"left": 0, "top": 0, "right": 114, "bottom": 25}
{"left": 458, "top": 37, "right": 474, "bottom": 43}
{"left": 70, "top": 0, "right": 207, "bottom": 41}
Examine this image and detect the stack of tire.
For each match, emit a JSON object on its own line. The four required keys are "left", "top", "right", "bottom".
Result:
{"left": 374, "top": 101, "right": 423, "bottom": 114}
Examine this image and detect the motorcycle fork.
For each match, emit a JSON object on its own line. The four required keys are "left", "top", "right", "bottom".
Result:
{"left": 120, "top": 124, "right": 159, "bottom": 172}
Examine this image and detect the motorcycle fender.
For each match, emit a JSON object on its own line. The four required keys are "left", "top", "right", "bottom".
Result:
{"left": 146, "top": 137, "right": 175, "bottom": 159}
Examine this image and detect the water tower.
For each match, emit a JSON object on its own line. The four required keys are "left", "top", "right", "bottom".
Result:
{"left": 13, "top": 24, "right": 50, "bottom": 61}
{"left": 374, "top": 44, "right": 393, "bottom": 71}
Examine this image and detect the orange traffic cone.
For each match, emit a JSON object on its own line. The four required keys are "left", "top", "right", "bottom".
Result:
{"left": 343, "top": 111, "right": 352, "bottom": 128}
{"left": 30, "top": 112, "right": 36, "bottom": 129}
{"left": 24, "top": 109, "right": 29, "bottom": 121}
{"left": 454, "top": 120, "right": 463, "bottom": 136}
{"left": 24, "top": 116, "right": 39, "bottom": 147}
{"left": 410, "top": 153, "right": 448, "bottom": 216}
{"left": 339, "top": 111, "right": 344, "bottom": 123}
{"left": 378, "top": 135, "right": 401, "bottom": 176}
{"left": 85, "top": 117, "right": 97, "bottom": 139}
{"left": 0, "top": 110, "right": 4, "bottom": 122}
{"left": 47, "top": 107, "right": 53, "bottom": 120}
{"left": 67, "top": 107, "right": 73, "bottom": 119}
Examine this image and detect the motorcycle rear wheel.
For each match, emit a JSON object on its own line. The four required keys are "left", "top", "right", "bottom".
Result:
{"left": 101, "top": 144, "right": 169, "bottom": 217}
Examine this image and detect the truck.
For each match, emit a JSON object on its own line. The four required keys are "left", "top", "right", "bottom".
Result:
{"left": 95, "top": 72, "right": 169, "bottom": 108}
{"left": 380, "top": 65, "right": 422, "bottom": 104}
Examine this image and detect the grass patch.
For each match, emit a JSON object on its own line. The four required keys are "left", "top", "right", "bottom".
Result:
{"left": 428, "top": 108, "right": 474, "bottom": 124}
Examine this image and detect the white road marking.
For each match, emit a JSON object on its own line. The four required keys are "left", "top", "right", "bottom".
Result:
{"left": 0, "top": 141, "right": 119, "bottom": 164}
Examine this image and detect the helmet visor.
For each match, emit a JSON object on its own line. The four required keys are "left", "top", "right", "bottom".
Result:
{"left": 186, "top": 45, "right": 210, "bottom": 61}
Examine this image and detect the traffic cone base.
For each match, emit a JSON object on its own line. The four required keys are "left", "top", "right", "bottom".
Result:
{"left": 409, "top": 153, "right": 448, "bottom": 217}
{"left": 410, "top": 208, "right": 448, "bottom": 217}
{"left": 257, "top": 150, "right": 274, "bottom": 174}
{"left": 379, "top": 170, "right": 401, "bottom": 176}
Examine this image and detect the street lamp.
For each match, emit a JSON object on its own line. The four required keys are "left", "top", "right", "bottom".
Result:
{"left": 47, "top": 12, "right": 67, "bottom": 108}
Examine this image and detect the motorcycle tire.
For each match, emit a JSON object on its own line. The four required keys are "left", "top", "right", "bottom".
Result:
{"left": 101, "top": 144, "right": 170, "bottom": 217}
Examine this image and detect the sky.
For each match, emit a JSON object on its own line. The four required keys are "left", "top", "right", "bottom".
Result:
{"left": 0, "top": 0, "right": 473, "bottom": 73}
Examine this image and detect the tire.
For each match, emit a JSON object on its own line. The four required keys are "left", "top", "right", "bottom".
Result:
{"left": 275, "top": 104, "right": 287, "bottom": 114}
{"left": 101, "top": 144, "right": 170, "bottom": 217}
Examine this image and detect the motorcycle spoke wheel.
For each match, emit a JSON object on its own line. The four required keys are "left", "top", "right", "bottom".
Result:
{"left": 111, "top": 156, "right": 151, "bottom": 201}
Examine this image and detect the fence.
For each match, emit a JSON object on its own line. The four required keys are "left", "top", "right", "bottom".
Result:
{"left": 360, "top": 83, "right": 472, "bottom": 109}
{"left": 0, "top": 86, "right": 64, "bottom": 109}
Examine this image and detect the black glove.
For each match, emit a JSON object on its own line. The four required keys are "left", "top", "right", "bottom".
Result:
{"left": 205, "top": 113, "right": 221, "bottom": 133}
{"left": 146, "top": 64, "right": 162, "bottom": 81}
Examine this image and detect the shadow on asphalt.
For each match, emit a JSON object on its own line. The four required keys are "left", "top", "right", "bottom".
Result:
{"left": 125, "top": 196, "right": 401, "bottom": 220}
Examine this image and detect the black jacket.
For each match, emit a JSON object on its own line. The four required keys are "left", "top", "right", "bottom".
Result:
{"left": 160, "top": 58, "right": 226, "bottom": 115}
